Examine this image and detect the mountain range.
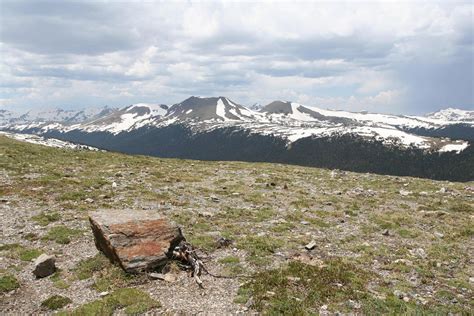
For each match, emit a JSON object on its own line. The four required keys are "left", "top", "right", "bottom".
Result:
{"left": 1, "top": 97, "right": 473, "bottom": 181}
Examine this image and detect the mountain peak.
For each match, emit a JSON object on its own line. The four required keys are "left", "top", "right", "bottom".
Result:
{"left": 261, "top": 101, "right": 292, "bottom": 114}
{"left": 167, "top": 96, "right": 254, "bottom": 122}
{"left": 426, "top": 108, "right": 474, "bottom": 122}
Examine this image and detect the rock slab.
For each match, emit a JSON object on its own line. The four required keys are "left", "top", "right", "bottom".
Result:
{"left": 89, "top": 209, "right": 184, "bottom": 273}
{"left": 33, "top": 254, "right": 56, "bottom": 278}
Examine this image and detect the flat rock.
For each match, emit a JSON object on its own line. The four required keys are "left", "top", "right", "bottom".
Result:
{"left": 89, "top": 209, "right": 184, "bottom": 273}
{"left": 305, "top": 240, "right": 317, "bottom": 251}
{"left": 149, "top": 272, "right": 177, "bottom": 282}
{"left": 33, "top": 254, "right": 56, "bottom": 278}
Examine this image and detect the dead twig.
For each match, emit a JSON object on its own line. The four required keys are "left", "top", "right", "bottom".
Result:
{"left": 172, "top": 240, "right": 249, "bottom": 288}
{"left": 173, "top": 241, "right": 205, "bottom": 288}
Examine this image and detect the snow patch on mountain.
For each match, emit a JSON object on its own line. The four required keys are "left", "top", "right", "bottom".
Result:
{"left": 0, "top": 131, "right": 101, "bottom": 150}
{"left": 216, "top": 98, "right": 228, "bottom": 121}
{"left": 426, "top": 108, "right": 474, "bottom": 122}
{"left": 439, "top": 142, "right": 470, "bottom": 154}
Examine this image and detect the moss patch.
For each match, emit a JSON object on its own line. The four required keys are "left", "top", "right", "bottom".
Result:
{"left": 62, "top": 288, "right": 159, "bottom": 315}
{"left": 75, "top": 253, "right": 110, "bottom": 280}
{"left": 41, "top": 295, "right": 72, "bottom": 310}
{"left": 0, "top": 274, "right": 20, "bottom": 292}
{"left": 239, "top": 258, "right": 370, "bottom": 314}
{"left": 31, "top": 211, "right": 61, "bottom": 226}
{"left": 43, "top": 225, "right": 81, "bottom": 244}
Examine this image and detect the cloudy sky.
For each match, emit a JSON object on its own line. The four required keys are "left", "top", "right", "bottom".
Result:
{"left": 0, "top": 0, "right": 472, "bottom": 114}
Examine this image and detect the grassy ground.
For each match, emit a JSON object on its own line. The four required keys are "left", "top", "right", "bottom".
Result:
{"left": 0, "top": 135, "right": 473, "bottom": 314}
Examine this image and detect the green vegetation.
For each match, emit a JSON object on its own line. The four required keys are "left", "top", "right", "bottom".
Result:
{"left": 1, "top": 135, "right": 473, "bottom": 313}
{"left": 51, "top": 271, "right": 70, "bottom": 289}
{"left": 237, "top": 235, "right": 283, "bottom": 257}
{"left": 75, "top": 253, "right": 110, "bottom": 280}
{"left": 61, "top": 288, "right": 159, "bottom": 315}
{"left": 41, "top": 295, "right": 72, "bottom": 310}
{"left": 0, "top": 243, "right": 42, "bottom": 261}
{"left": 18, "top": 248, "right": 42, "bottom": 261}
{"left": 239, "top": 259, "right": 370, "bottom": 314}
{"left": 218, "top": 256, "right": 244, "bottom": 276}
{"left": 31, "top": 211, "right": 61, "bottom": 226}
{"left": 43, "top": 225, "right": 81, "bottom": 244}
{"left": 0, "top": 274, "right": 20, "bottom": 292}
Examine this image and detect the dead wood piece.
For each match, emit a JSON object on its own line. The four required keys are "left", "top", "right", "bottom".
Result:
{"left": 172, "top": 240, "right": 250, "bottom": 288}
{"left": 173, "top": 241, "right": 204, "bottom": 288}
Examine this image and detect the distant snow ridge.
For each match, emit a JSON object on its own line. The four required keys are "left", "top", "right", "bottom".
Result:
{"left": 1, "top": 97, "right": 472, "bottom": 154}
{"left": 0, "top": 131, "right": 101, "bottom": 150}
{"left": 425, "top": 108, "right": 474, "bottom": 122}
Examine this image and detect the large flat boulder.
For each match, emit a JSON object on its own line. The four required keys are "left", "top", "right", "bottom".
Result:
{"left": 89, "top": 209, "right": 184, "bottom": 273}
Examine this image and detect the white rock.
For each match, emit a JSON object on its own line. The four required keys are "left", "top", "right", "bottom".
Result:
{"left": 410, "top": 248, "right": 427, "bottom": 259}
{"left": 305, "top": 240, "right": 317, "bottom": 251}
{"left": 399, "top": 190, "right": 412, "bottom": 196}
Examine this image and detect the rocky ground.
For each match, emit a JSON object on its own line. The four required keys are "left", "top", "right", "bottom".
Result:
{"left": 0, "top": 135, "right": 473, "bottom": 314}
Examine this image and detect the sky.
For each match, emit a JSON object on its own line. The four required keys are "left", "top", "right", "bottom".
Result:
{"left": 0, "top": 0, "right": 473, "bottom": 115}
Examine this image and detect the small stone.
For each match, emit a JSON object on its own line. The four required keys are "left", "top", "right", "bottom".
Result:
{"left": 300, "top": 221, "right": 310, "bottom": 225}
{"left": 399, "top": 190, "right": 412, "bottom": 196}
{"left": 149, "top": 273, "right": 165, "bottom": 280}
{"left": 283, "top": 184, "right": 288, "bottom": 189}
{"left": 410, "top": 248, "right": 427, "bottom": 259}
{"left": 112, "top": 182, "right": 117, "bottom": 189}
{"left": 150, "top": 272, "right": 176, "bottom": 282}
{"left": 85, "top": 198, "right": 94, "bottom": 203}
{"left": 347, "top": 299, "right": 361, "bottom": 309}
{"left": 287, "top": 276, "right": 301, "bottom": 282}
{"left": 99, "top": 291, "right": 109, "bottom": 297}
{"left": 382, "top": 229, "right": 390, "bottom": 236}
{"left": 469, "top": 277, "right": 474, "bottom": 284}
{"left": 434, "top": 232, "right": 444, "bottom": 238}
{"left": 305, "top": 240, "right": 317, "bottom": 251}
{"left": 245, "top": 297, "right": 254, "bottom": 308}
{"left": 198, "top": 211, "right": 214, "bottom": 218}
{"left": 163, "top": 273, "right": 177, "bottom": 282}
{"left": 33, "top": 254, "right": 56, "bottom": 278}
{"left": 403, "top": 296, "right": 410, "bottom": 302}
{"left": 216, "top": 237, "right": 233, "bottom": 248}
{"left": 439, "top": 187, "right": 447, "bottom": 193}
{"left": 393, "top": 290, "right": 406, "bottom": 299}
{"left": 210, "top": 196, "right": 220, "bottom": 202}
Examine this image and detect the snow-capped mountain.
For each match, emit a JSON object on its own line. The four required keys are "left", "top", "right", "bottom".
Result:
{"left": 0, "top": 106, "right": 118, "bottom": 126}
{"left": 2, "top": 97, "right": 473, "bottom": 181}
{"left": 78, "top": 103, "right": 168, "bottom": 134}
{"left": 425, "top": 108, "right": 474, "bottom": 122}
{"left": 166, "top": 96, "right": 256, "bottom": 122}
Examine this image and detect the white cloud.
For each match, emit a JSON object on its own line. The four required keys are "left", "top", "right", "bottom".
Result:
{"left": 0, "top": 0, "right": 472, "bottom": 114}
